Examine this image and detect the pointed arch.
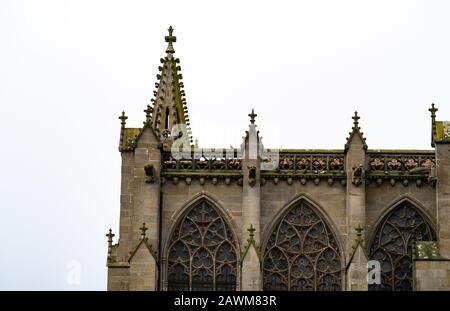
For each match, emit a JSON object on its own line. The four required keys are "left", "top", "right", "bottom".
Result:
{"left": 165, "top": 192, "right": 241, "bottom": 249}
{"left": 262, "top": 194, "right": 344, "bottom": 291}
{"left": 368, "top": 196, "right": 437, "bottom": 291}
{"left": 367, "top": 195, "right": 436, "bottom": 246}
{"left": 262, "top": 194, "right": 345, "bottom": 260}
{"left": 164, "top": 193, "right": 239, "bottom": 291}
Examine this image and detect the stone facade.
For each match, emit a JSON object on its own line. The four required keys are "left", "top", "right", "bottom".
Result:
{"left": 106, "top": 28, "right": 450, "bottom": 291}
{"left": 415, "top": 261, "right": 450, "bottom": 290}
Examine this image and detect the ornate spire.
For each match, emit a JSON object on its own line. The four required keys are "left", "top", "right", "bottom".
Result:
{"left": 118, "top": 27, "right": 194, "bottom": 152}
{"left": 145, "top": 26, "right": 193, "bottom": 146}
{"left": 248, "top": 109, "right": 257, "bottom": 125}
{"left": 140, "top": 222, "right": 148, "bottom": 238}
{"left": 345, "top": 111, "right": 367, "bottom": 151}
{"left": 165, "top": 25, "right": 176, "bottom": 54}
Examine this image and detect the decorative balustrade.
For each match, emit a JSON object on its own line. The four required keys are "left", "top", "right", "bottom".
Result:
{"left": 161, "top": 150, "right": 345, "bottom": 174}
{"left": 161, "top": 149, "right": 436, "bottom": 187}
{"left": 365, "top": 151, "right": 436, "bottom": 186}
{"left": 161, "top": 150, "right": 242, "bottom": 171}
{"left": 275, "top": 152, "right": 345, "bottom": 173}
{"left": 366, "top": 151, "right": 435, "bottom": 174}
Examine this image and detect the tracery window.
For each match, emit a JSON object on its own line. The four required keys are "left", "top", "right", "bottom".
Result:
{"left": 167, "top": 200, "right": 238, "bottom": 291}
{"left": 263, "top": 200, "right": 342, "bottom": 291}
{"left": 369, "top": 201, "right": 436, "bottom": 291}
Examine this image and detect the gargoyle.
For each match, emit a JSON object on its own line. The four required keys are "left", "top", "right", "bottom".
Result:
{"left": 144, "top": 163, "right": 155, "bottom": 183}
{"left": 351, "top": 164, "right": 364, "bottom": 186}
{"left": 409, "top": 164, "right": 436, "bottom": 186}
{"left": 248, "top": 165, "right": 257, "bottom": 187}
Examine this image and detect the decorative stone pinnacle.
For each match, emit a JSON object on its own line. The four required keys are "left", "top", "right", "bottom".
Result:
{"left": 247, "top": 224, "right": 256, "bottom": 238}
{"left": 140, "top": 222, "right": 148, "bottom": 238}
{"left": 106, "top": 228, "right": 115, "bottom": 245}
{"left": 165, "top": 25, "right": 176, "bottom": 54}
{"left": 119, "top": 111, "right": 128, "bottom": 128}
{"left": 248, "top": 109, "right": 257, "bottom": 124}
{"left": 144, "top": 105, "right": 153, "bottom": 123}
{"left": 429, "top": 103, "right": 438, "bottom": 147}
{"left": 352, "top": 111, "right": 360, "bottom": 129}
{"left": 429, "top": 103, "right": 438, "bottom": 121}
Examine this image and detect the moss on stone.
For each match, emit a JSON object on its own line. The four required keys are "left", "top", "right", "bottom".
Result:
{"left": 435, "top": 121, "right": 450, "bottom": 143}
{"left": 415, "top": 241, "right": 445, "bottom": 260}
{"left": 121, "top": 128, "right": 141, "bottom": 150}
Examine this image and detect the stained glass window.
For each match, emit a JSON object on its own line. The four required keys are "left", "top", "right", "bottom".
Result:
{"left": 369, "top": 201, "right": 435, "bottom": 291}
{"left": 167, "top": 200, "right": 238, "bottom": 291}
{"left": 263, "top": 200, "right": 342, "bottom": 291}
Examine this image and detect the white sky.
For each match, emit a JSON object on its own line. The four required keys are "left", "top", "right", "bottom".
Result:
{"left": 0, "top": 0, "right": 449, "bottom": 290}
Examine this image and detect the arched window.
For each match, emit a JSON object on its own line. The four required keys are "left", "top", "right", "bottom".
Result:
{"left": 263, "top": 199, "right": 342, "bottom": 291}
{"left": 167, "top": 200, "right": 238, "bottom": 291}
{"left": 369, "top": 200, "right": 436, "bottom": 291}
{"left": 164, "top": 107, "right": 170, "bottom": 130}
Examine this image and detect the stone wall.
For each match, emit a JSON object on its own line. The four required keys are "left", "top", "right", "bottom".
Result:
{"left": 109, "top": 167, "right": 442, "bottom": 290}
{"left": 436, "top": 143, "right": 450, "bottom": 257}
{"left": 129, "top": 242, "right": 157, "bottom": 291}
{"left": 109, "top": 161, "right": 443, "bottom": 291}
{"left": 107, "top": 266, "right": 129, "bottom": 291}
{"left": 107, "top": 126, "right": 447, "bottom": 291}
{"left": 415, "top": 260, "right": 450, "bottom": 290}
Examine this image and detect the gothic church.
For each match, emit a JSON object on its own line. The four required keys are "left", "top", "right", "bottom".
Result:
{"left": 106, "top": 27, "right": 450, "bottom": 291}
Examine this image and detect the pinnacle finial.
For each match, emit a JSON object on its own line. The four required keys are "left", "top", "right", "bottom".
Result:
{"left": 140, "top": 222, "right": 148, "bottom": 238}
{"left": 429, "top": 103, "right": 438, "bottom": 147}
{"left": 248, "top": 109, "right": 257, "bottom": 125}
{"left": 352, "top": 111, "right": 360, "bottom": 129}
{"left": 355, "top": 224, "right": 363, "bottom": 237}
{"left": 119, "top": 111, "right": 128, "bottom": 128}
{"left": 144, "top": 105, "right": 153, "bottom": 124}
{"left": 106, "top": 228, "right": 115, "bottom": 245}
{"left": 354, "top": 224, "right": 364, "bottom": 244}
{"left": 165, "top": 26, "right": 176, "bottom": 54}
{"left": 247, "top": 224, "right": 256, "bottom": 238}
{"left": 429, "top": 103, "right": 438, "bottom": 121}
